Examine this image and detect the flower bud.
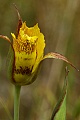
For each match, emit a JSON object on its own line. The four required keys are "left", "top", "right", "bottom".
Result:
{"left": 9, "top": 22, "right": 45, "bottom": 85}
{"left": 0, "top": 6, "right": 78, "bottom": 86}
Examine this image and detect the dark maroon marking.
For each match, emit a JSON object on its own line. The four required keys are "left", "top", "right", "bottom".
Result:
{"left": 14, "top": 66, "right": 32, "bottom": 75}
{"left": 16, "top": 19, "right": 22, "bottom": 37}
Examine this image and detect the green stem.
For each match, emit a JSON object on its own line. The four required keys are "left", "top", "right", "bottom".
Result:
{"left": 14, "top": 85, "right": 21, "bottom": 120}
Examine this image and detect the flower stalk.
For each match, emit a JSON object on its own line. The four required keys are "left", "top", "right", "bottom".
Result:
{"left": 14, "top": 85, "right": 21, "bottom": 120}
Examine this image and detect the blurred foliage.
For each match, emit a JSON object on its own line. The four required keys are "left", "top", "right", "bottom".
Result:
{"left": 0, "top": 0, "right": 80, "bottom": 120}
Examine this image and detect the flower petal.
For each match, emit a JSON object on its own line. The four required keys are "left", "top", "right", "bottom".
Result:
{"left": 43, "top": 52, "right": 79, "bottom": 71}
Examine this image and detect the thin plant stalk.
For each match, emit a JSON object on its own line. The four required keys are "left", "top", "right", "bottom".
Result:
{"left": 14, "top": 85, "right": 21, "bottom": 120}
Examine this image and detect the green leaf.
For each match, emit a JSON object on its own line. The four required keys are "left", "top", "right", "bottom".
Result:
{"left": 51, "top": 67, "right": 69, "bottom": 120}
{"left": 7, "top": 45, "right": 15, "bottom": 84}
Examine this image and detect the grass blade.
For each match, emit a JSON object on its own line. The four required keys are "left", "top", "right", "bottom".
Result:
{"left": 51, "top": 67, "right": 69, "bottom": 120}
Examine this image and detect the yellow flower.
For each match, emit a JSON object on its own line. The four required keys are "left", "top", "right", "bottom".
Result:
{"left": 0, "top": 8, "right": 78, "bottom": 86}
{"left": 11, "top": 22, "right": 45, "bottom": 84}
